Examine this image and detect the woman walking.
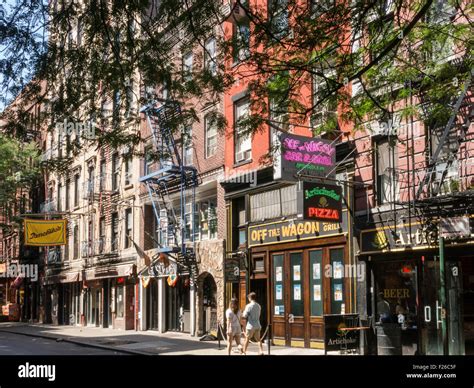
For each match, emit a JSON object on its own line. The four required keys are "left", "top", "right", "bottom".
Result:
{"left": 225, "top": 298, "right": 243, "bottom": 355}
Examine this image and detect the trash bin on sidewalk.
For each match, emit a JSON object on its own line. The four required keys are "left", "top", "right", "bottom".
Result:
{"left": 376, "top": 323, "right": 402, "bottom": 355}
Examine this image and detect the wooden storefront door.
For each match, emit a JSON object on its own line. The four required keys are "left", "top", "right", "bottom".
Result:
{"left": 272, "top": 251, "right": 306, "bottom": 347}
{"left": 271, "top": 245, "right": 348, "bottom": 348}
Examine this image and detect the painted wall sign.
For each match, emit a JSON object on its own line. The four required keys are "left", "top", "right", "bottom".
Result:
{"left": 24, "top": 219, "right": 67, "bottom": 246}
{"left": 248, "top": 213, "right": 348, "bottom": 247}
{"left": 298, "top": 182, "right": 342, "bottom": 222}
{"left": 274, "top": 133, "right": 336, "bottom": 181}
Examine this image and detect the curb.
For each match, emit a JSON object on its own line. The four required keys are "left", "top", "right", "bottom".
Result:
{"left": 0, "top": 329, "right": 152, "bottom": 356}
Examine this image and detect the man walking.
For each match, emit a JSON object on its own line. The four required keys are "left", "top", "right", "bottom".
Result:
{"left": 242, "top": 292, "right": 264, "bottom": 355}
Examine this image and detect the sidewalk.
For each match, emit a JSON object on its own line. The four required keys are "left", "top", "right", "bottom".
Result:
{"left": 0, "top": 322, "right": 326, "bottom": 356}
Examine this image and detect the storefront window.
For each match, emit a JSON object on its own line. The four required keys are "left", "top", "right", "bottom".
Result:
{"left": 116, "top": 285, "right": 124, "bottom": 318}
{"left": 309, "top": 250, "right": 323, "bottom": 316}
{"left": 330, "top": 248, "right": 344, "bottom": 314}
{"left": 374, "top": 261, "right": 417, "bottom": 328}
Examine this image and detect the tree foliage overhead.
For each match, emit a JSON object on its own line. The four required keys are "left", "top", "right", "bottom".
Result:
{"left": 0, "top": 134, "right": 40, "bottom": 228}
{"left": 0, "top": 0, "right": 471, "bottom": 158}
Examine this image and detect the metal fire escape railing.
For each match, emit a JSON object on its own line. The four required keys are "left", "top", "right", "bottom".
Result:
{"left": 415, "top": 67, "right": 472, "bottom": 201}
{"left": 138, "top": 100, "right": 198, "bottom": 278}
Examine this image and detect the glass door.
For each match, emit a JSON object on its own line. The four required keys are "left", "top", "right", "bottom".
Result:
{"left": 288, "top": 252, "right": 305, "bottom": 346}
{"left": 421, "top": 257, "right": 443, "bottom": 355}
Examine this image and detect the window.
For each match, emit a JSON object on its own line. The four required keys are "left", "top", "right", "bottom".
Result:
{"left": 65, "top": 179, "right": 70, "bottom": 210}
{"left": 376, "top": 138, "right": 399, "bottom": 204}
{"left": 111, "top": 212, "right": 118, "bottom": 251}
{"left": 205, "top": 115, "right": 218, "bottom": 158}
{"left": 269, "top": 0, "right": 289, "bottom": 39}
{"left": 312, "top": 65, "right": 338, "bottom": 133}
{"left": 234, "top": 98, "right": 251, "bottom": 163}
{"left": 309, "top": 250, "right": 323, "bottom": 316}
{"left": 182, "top": 198, "right": 217, "bottom": 242}
{"left": 330, "top": 248, "right": 344, "bottom": 314}
{"left": 99, "top": 159, "right": 106, "bottom": 191}
{"left": 144, "top": 147, "right": 154, "bottom": 175}
{"left": 204, "top": 37, "right": 217, "bottom": 75}
{"left": 199, "top": 199, "right": 217, "bottom": 240}
{"left": 125, "top": 208, "right": 132, "bottom": 248}
{"left": 250, "top": 185, "right": 297, "bottom": 221}
{"left": 182, "top": 52, "right": 193, "bottom": 81}
{"left": 73, "top": 225, "right": 79, "bottom": 259}
{"left": 112, "top": 152, "right": 120, "bottom": 191}
{"left": 74, "top": 174, "right": 80, "bottom": 207}
{"left": 112, "top": 89, "right": 120, "bottom": 126}
{"left": 116, "top": 284, "right": 124, "bottom": 318}
{"left": 57, "top": 183, "right": 62, "bottom": 212}
{"left": 183, "top": 127, "right": 193, "bottom": 165}
{"left": 310, "top": 0, "right": 335, "bottom": 17}
{"left": 269, "top": 73, "right": 290, "bottom": 130}
{"left": 99, "top": 217, "right": 106, "bottom": 254}
{"left": 124, "top": 155, "right": 132, "bottom": 185}
{"left": 233, "top": 20, "right": 250, "bottom": 62}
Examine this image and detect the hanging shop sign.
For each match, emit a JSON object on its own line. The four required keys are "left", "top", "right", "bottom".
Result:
{"left": 248, "top": 213, "right": 348, "bottom": 248}
{"left": 149, "top": 261, "right": 178, "bottom": 278}
{"left": 225, "top": 258, "right": 241, "bottom": 282}
{"left": 298, "top": 181, "right": 342, "bottom": 223}
{"left": 24, "top": 219, "right": 67, "bottom": 246}
{"left": 274, "top": 133, "right": 336, "bottom": 181}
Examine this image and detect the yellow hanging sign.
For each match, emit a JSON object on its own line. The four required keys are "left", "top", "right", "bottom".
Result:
{"left": 24, "top": 219, "right": 67, "bottom": 246}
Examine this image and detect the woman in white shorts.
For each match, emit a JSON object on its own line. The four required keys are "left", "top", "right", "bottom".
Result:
{"left": 226, "top": 298, "right": 243, "bottom": 355}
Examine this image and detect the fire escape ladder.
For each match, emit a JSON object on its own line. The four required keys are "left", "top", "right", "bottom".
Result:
{"left": 139, "top": 101, "right": 198, "bottom": 279}
{"left": 415, "top": 72, "right": 472, "bottom": 200}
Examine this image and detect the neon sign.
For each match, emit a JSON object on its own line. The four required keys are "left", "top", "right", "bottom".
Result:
{"left": 274, "top": 133, "right": 336, "bottom": 181}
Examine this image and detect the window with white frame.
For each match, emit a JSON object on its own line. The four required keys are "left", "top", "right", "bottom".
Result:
{"left": 233, "top": 20, "right": 250, "bottom": 62}
{"left": 204, "top": 37, "right": 217, "bottom": 75}
{"left": 205, "top": 115, "right": 218, "bottom": 158}
{"left": 234, "top": 98, "right": 251, "bottom": 163}
{"left": 376, "top": 138, "right": 399, "bottom": 204}
{"left": 183, "top": 52, "right": 193, "bottom": 81}
{"left": 183, "top": 126, "right": 193, "bottom": 165}
{"left": 312, "top": 65, "right": 338, "bottom": 132}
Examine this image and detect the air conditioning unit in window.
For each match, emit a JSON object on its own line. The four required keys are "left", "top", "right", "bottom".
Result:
{"left": 235, "top": 149, "right": 251, "bottom": 163}
{"left": 220, "top": 1, "right": 232, "bottom": 18}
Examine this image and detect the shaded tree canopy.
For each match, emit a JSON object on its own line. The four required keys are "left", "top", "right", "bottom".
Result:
{"left": 0, "top": 0, "right": 471, "bottom": 162}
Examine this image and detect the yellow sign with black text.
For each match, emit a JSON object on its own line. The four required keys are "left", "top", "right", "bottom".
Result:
{"left": 24, "top": 219, "right": 67, "bottom": 246}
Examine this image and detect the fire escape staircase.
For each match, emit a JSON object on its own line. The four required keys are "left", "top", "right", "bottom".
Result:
{"left": 415, "top": 66, "right": 472, "bottom": 201}
{"left": 139, "top": 101, "right": 198, "bottom": 278}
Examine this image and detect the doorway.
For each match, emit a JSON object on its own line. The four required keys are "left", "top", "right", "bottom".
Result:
{"left": 249, "top": 278, "right": 267, "bottom": 331}
{"left": 147, "top": 279, "right": 159, "bottom": 330}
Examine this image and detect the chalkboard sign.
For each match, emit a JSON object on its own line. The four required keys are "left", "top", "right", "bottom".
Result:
{"left": 324, "top": 314, "right": 360, "bottom": 353}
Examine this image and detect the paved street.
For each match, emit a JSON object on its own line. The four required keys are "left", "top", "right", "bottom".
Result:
{"left": 0, "top": 330, "right": 123, "bottom": 355}
{"left": 0, "top": 323, "right": 327, "bottom": 355}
